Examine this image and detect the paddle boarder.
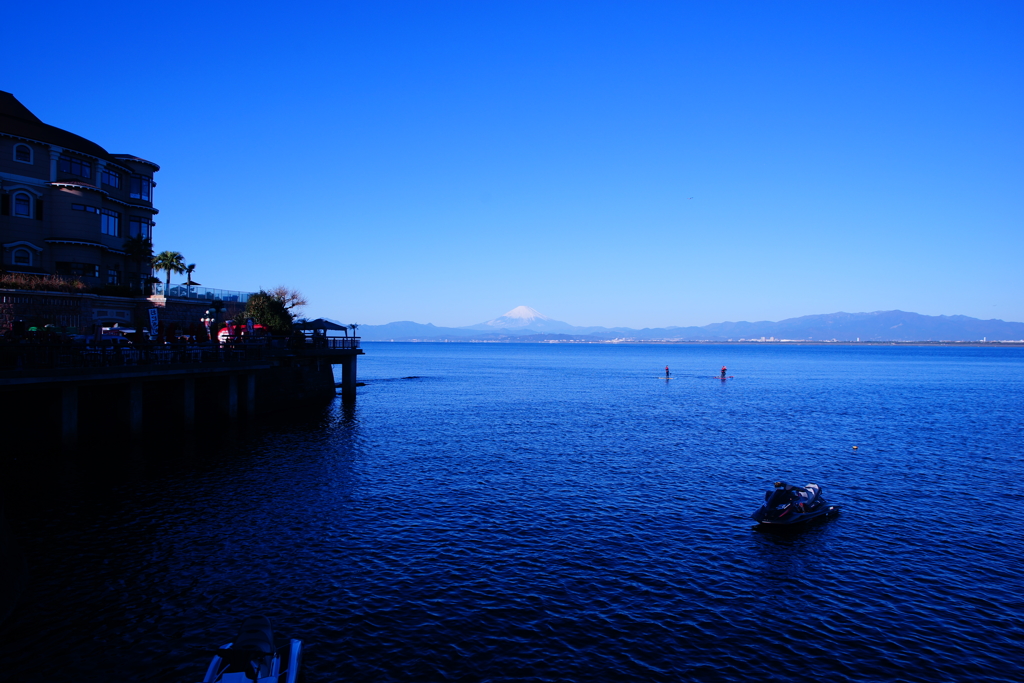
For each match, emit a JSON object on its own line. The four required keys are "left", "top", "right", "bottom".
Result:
{"left": 721, "top": 365, "right": 727, "bottom": 379}
{"left": 665, "top": 365, "right": 670, "bottom": 378}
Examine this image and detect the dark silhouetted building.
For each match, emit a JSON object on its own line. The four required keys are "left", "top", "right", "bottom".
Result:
{"left": 1, "top": 91, "right": 158, "bottom": 291}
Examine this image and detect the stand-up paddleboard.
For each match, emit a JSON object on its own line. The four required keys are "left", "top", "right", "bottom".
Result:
{"left": 715, "top": 376, "right": 735, "bottom": 379}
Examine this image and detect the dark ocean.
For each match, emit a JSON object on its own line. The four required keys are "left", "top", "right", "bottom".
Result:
{"left": 3, "top": 342, "right": 1023, "bottom": 682}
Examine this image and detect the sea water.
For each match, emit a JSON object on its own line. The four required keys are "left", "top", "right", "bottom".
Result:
{"left": 3, "top": 342, "right": 1022, "bottom": 681}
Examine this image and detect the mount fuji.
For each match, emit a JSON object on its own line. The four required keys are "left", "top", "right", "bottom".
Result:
{"left": 463, "top": 306, "right": 577, "bottom": 333}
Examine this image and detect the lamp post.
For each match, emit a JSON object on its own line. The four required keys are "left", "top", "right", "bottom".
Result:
{"left": 201, "top": 310, "right": 214, "bottom": 342}
{"left": 211, "top": 299, "right": 226, "bottom": 344}
{"left": 201, "top": 299, "right": 228, "bottom": 345}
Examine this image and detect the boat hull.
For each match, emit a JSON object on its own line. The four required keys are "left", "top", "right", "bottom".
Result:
{"left": 755, "top": 504, "right": 840, "bottom": 526}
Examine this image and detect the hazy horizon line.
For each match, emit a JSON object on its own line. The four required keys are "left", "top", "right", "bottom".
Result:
{"left": 324, "top": 308, "right": 1024, "bottom": 330}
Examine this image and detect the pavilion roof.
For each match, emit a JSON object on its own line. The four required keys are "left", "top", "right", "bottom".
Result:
{"left": 293, "top": 318, "right": 349, "bottom": 331}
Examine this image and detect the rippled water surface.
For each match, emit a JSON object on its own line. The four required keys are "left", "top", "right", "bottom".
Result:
{"left": 3, "top": 343, "right": 1023, "bottom": 681}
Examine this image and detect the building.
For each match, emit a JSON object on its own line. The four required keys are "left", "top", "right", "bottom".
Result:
{"left": 0, "top": 92, "right": 365, "bottom": 452}
{"left": 1, "top": 92, "right": 253, "bottom": 336}
{"left": 1, "top": 91, "right": 158, "bottom": 293}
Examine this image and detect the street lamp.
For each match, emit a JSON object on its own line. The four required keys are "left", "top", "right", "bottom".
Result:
{"left": 201, "top": 310, "right": 214, "bottom": 342}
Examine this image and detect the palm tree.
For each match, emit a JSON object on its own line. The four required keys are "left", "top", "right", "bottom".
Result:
{"left": 122, "top": 236, "right": 153, "bottom": 295}
{"left": 349, "top": 323, "right": 359, "bottom": 338}
{"left": 152, "top": 251, "right": 186, "bottom": 296}
{"left": 184, "top": 263, "right": 197, "bottom": 297}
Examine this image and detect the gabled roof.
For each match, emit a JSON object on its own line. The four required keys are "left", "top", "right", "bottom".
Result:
{"left": 0, "top": 92, "right": 42, "bottom": 124}
{"left": 0, "top": 91, "right": 153, "bottom": 169}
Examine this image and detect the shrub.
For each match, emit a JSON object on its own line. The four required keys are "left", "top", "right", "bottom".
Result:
{"left": 0, "top": 273, "right": 87, "bottom": 293}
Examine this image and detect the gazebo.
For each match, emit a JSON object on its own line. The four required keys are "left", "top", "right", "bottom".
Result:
{"left": 293, "top": 318, "right": 349, "bottom": 334}
{"left": 292, "top": 319, "right": 350, "bottom": 346}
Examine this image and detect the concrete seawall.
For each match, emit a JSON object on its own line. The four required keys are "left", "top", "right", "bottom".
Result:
{"left": 0, "top": 346, "right": 359, "bottom": 445}
{"left": 0, "top": 344, "right": 360, "bottom": 625}
{"left": 0, "top": 509, "right": 29, "bottom": 627}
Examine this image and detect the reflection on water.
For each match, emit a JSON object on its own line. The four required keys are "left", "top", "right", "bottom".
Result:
{"left": 2, "top": 343, "right": 1023, "bottom": 682}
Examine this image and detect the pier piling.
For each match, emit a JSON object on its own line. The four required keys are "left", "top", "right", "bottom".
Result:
{"left": 61, "top": 386, "right": 78, "bottom": 450}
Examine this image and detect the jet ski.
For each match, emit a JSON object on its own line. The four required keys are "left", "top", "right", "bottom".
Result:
{"left": 750, "top": 481, "right": 839, "bottom": 526}
{"left": 201, "top": 616, "right": 302, "bottom": 683}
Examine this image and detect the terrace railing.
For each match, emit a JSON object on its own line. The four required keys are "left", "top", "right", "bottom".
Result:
{"left": 0, "top": 336, "right": 361, "bottom": 372}
{"left": 289, "top": 335, "right": 361, "bottom": 350}
{"left": 0, "top": 341, "right": 274, "bottom": 371}
{"left": 323, "top": 337, "right": 361, "bottom": 350}
{"left": 150, "top": 283, "right": 254, "bottom": 303}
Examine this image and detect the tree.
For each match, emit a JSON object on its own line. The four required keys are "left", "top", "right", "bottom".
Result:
{"left": 241, "top": 290, "right": 294, "bottom": 335}
{"left": 184, "top": 263, "right": 197, "bottom": 296}
{"left": 267, "top": 286, "right": 308, "bottom": 315}
{"left": 152, "top": 251, "right": 186, "bottom": 294}
{"left": 123, "top": 236, "right": 154, "bottom": 294}
{"left": 349, "top": 323, "right": 360, "bottom": 338}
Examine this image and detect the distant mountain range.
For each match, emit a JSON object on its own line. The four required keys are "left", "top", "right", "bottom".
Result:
{"left": 339, "top": 307, "right": 1024, "bottom": 342}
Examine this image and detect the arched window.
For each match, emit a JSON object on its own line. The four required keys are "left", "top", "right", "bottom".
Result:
{"left": 14, "top": 144, "right": 32, "bottom": 163}
{"left": 13, "top": 248, "right": 32, "bottom": 266}
{"left": 13, "top": 192, "right": 32, "bottom": 217}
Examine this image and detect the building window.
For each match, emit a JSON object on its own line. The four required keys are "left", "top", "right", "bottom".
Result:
{"left": 13, "top": 193, "right": 32, "bottom": 217}
{"left": 107, "top": 267, "right": 121, "bottom": 285}
{"left": 130, "top": 176, "right": 152, "bottom": 201}
{"left": 101, "top": 209, "right": 120, "bottom": 236}
{"left": 14, "top": 144, "right": 33, "bottom": 163}
{"left": 13, "top": 248, "right": 32, "bottom": 266}
{"left": 56, "top": 262, "right": 99, "bottom": 278}
{"left": 72, "top": 203, "right": 99, "bottom": 213}
{"left": 101, "top": 168, "right": 122, "bottom": 188}
{"left": 59, "top": 155, "right": 93, "bottom": 179}
{"left": 129, "top": 216, "right": 151, "bottom": 239}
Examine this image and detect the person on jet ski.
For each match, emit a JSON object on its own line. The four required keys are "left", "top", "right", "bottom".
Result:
{"left": 774, "top": 481, "right": 808, "bottom": 512}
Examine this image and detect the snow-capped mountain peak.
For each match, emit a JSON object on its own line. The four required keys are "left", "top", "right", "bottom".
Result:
{"left": 497, "top": 306, "right": 552, "bottom": 323}
{"left": 464, "top": 306, "right": 576, "bottom": 332}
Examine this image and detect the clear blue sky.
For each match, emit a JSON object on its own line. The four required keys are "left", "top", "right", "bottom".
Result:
{"left": 5, "top": 1, "right": 1022, "bottom": 328}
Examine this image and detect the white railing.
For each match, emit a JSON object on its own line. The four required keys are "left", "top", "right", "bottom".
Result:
{"left": 150, "top": 283, "right": 254, "bottom": 303}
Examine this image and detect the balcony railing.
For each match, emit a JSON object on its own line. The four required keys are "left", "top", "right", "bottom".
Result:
{"left": 151, "top": 283, "right": 254, "bottom": 303}
{"left": 328, "top": 337, "right": 360, "bottom": 350}
{"left": 0, "top": 341, "right": 280, "bottom": 371}
{"left": 302, "top": 337, "right": 361, "bottom": 350}
{"left": 0, "top": 336, "right": 361, "bottom": 372}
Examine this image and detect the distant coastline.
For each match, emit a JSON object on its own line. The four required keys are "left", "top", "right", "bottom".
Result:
{"left": 363, "top": 339, "right": 1024, "bottom": 347}
{"left": 349, "top": 309, "right": 1024, "bottom": 344}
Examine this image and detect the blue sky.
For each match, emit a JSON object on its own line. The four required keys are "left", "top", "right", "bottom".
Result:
{"left": 5, "top": 1, "right": 1022, "bottom": 328}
